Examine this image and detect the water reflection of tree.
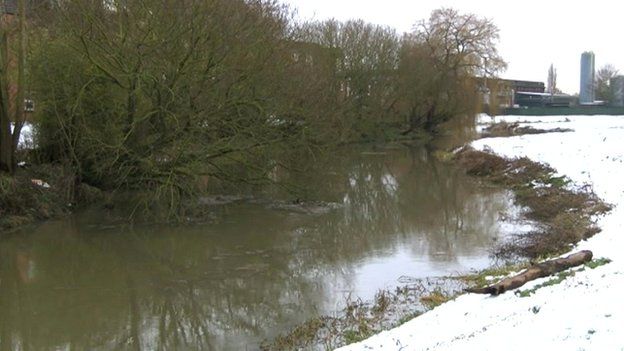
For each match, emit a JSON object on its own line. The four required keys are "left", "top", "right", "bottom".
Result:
{"left": 287, "top": 146, "right": 510, "bottom": 267}
{"left": 0, "top": 214, "right": 337, "bottom": 350}
{"left": 0, "top": 145, "right": 513, "bottom": 350}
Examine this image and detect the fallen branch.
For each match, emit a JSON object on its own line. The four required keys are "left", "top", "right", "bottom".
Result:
{"left": 465, "top": 250, "right": 593, "bottom": 296}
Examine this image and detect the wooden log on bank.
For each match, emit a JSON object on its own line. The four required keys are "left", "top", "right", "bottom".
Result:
{"left": 465, "top": 250, "right": 593, "bottom": 296}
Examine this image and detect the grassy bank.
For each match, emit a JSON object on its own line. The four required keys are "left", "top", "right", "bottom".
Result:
{"left": 454, "top": 147, "right": 611, "bottom": 260}
{"left": 261, "top": 279, "right": 464, "bottom": 351}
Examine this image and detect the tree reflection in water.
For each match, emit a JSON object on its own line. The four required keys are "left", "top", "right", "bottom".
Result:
{"left": 0, "top": 144, "right": 514, "bottom": 350}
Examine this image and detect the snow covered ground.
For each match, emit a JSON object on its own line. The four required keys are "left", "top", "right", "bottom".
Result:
{"left": 337, "top": 115, "right": 624, "bottom": 351}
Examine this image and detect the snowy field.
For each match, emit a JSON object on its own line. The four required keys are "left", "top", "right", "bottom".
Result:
{"left": 337, "top": 115, "right": 624, "bottom": 351}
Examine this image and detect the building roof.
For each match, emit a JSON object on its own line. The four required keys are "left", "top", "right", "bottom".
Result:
{"left": 516, "top": 92, "right": 571, "bottom": 98}
{"left": 503, "top": 79, "right": 544, "bottom": 86}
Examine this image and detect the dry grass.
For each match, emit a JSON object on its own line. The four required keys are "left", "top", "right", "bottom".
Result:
{"left": 456, "top": 148, "right": 510, "bottom": 178}
{"left": 261, "top": 316, "right": 339, "bottom": 351}
{"left": 420, "top": 289, "right": 451, "bottom": 309}
{"left": 455, "top": 147, "right": 611, "bottom": 260}
{"left": 261, "top": 279, "right": 461, "bottom": 350}
{"left": 480, "top": 121, "right": 573, "bottom": 138}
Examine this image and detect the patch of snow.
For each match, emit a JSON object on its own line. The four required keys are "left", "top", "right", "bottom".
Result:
{"left": 11, "top": 122, "right": 35, "bottom": 149}
{"left": 31, "top": 179, "right": 50, "bottom": 189}
{"left": 336, "top": 115, "right": 624, "bottom": 351}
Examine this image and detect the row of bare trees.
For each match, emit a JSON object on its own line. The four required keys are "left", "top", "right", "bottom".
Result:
{"left": 1, "top": 1, "right": 505, "bottom": 212}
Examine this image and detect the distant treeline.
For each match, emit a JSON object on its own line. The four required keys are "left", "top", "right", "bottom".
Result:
{"left": 1, "top": 0, "right": 505, "bottom": 212}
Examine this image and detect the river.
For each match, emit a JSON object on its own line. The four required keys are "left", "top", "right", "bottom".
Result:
{"left": 0, "top": 139, "right": 516, "bottom": 350}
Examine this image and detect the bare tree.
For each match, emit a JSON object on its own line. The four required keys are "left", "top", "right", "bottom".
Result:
{"left": 294, "top": 19, "right": 401, "bottom": 141}
{"left": 413, "top": 8, "right": 506, "bottom": 77}
{"left": 400, "top": 8, "right": 506, "bottom": 133}
{"left": 595, "top": 64, "right": 619, "bottom": 101}
{"left": 547, "top": 64, "right": 558, "bottom": 95}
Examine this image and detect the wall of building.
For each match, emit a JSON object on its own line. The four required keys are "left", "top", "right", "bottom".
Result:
{"left": 514, "top": 92, "right": 574, "bottom": 108}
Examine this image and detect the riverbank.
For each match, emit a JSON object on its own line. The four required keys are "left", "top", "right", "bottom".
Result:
{"left": 337, "top": 115, "right": 624, "bottom": 350}
{"left": 262, "top": 116, "right": 610, "bottom": 350}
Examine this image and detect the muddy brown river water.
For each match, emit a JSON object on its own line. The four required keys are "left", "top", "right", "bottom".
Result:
{"left": 0, "top": 142, "right": 516, "bottom": 350}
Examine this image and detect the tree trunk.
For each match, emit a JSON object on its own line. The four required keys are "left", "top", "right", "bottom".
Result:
{"left": 11, "top": 0, "right": 27, "bottom": 165}
{"left": 0, "top": 21, "right": 12, "bottom": 173}
{"left": 0, "top": 0, "right": 27, "bottom": 174}
{"left": 423, "top": 103, "right": 437, "bottom": 132}
{"left": 465, "top": 250, "right": 593, "bottom": 296}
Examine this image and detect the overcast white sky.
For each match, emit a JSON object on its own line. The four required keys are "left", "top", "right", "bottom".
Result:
{"left": 282, "top": 0, "right": 623, "bottom": 94}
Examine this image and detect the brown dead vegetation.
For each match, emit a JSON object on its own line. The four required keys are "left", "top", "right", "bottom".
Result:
{"left": 480, "top": 121, "right": 573, "bottom": 138}
{"left": 261, "top": 279, "right": 462, "bottom": 350}
{"left": 454, "top": 147, "right": 611, "bottom": 259}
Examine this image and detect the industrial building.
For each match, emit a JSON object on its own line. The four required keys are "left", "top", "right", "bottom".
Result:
{"left": 579, "top": 51, "right": 595, "bottom": 104}
{"left": 480, "top": 79, "right": 576, "bottom": 109}
{"left": 514, "top": 92, "right": 574, "bottom": 108}
{"left": 477, "top": 78, "right": 546, "bottom": 109}
{"left": 496, "top": 51, "right": 624, "bottom": 115}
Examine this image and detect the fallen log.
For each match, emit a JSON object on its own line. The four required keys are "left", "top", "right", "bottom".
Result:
{"left": 465, "top": 250, "right": 593, "bottom": 296}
